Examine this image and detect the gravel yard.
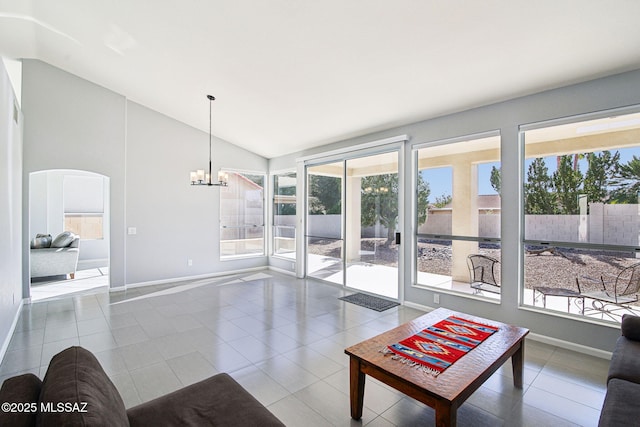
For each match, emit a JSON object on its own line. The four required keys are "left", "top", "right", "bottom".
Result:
{"left": 309, "top": 238, "right": 640, "bottom": 303}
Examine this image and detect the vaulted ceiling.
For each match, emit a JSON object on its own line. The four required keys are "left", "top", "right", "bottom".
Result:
{"left": 2, "top": 1, "right": 640, "bottom": 158}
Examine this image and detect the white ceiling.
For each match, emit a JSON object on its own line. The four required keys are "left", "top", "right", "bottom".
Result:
{"left": 2, "top": 1, "right": 640, "bottom": 159}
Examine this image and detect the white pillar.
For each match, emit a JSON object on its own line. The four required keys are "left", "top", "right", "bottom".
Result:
{"left": 578, "top": 194, "right": 588, "bottom": 243}
{"left": 451, "top": 161, "right": 479, "bottom": 282}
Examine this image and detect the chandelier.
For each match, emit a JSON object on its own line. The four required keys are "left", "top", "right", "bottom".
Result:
{"left": 190, "top": 95, "right": 228, "bottom": 186}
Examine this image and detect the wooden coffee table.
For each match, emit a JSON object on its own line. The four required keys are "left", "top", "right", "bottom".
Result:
{"left": 344, "top": 307, "right": 529, "bottom": 426}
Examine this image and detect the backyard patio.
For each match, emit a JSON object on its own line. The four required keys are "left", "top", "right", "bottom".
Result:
{"left": 307, "top": 237, "right": 640, "bottom": 321}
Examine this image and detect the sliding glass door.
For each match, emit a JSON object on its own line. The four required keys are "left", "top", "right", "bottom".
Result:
{"left": 305, "top": 149, "right": 400, "bottom": 299}
{"left": 345, "top": 152, "right": 399, "bottom": 298}
{"left": 306, "top": 162, "right": 344, "bottom": 285}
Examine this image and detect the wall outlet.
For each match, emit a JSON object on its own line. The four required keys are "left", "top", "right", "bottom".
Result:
{"left": 188, "top": 259, "right": 193, "bottom": 266}
{"left": 433, "top": 293, "right": 440, "bottom": 304}
{"left": 128, "top": 227, "right": 137, "bottom": 235}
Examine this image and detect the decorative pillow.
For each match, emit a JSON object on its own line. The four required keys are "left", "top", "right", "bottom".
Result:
{"left": 621, "top": 314, "right": 640, "bottom": 341}
{"left": 36, "top": 346, "right": 129, "bottom": 427}
{"left": 30, "top": 234, "right": 52, "bottom": 249}
{"left": 0, "top": 373, "right": 42, "bottom": 427}
{"left": 51, "top": 231, "right": 75, "bottom": 248}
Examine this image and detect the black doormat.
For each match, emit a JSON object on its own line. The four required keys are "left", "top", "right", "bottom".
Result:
{"left": 339, "top": 293, "right": 400, "bottom": 312}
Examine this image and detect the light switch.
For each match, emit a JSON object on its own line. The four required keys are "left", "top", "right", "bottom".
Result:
{"left": 128, "top": 227, "right": 137, "bottom": 235}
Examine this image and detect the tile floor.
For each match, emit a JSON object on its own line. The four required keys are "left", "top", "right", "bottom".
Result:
{"left": 1, "top": 271, "right": 609, "bottom": 426}
{"left": 30, "top": 267, "right": 109, "bottom": 302}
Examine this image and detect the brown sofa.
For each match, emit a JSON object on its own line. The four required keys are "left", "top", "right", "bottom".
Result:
{"left": 598, "top": 314, "right": 640, "bottom": 426}
{"left": 0, "top": 346, "right": 284, "bottom": 427}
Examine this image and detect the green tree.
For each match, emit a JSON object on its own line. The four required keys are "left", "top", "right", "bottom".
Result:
{"left": 361, "top": 174, "right": 399, "bottom": 245}
{"left": 416, "top": 173, "right": 431, "bottom": 226}
{"left": 583, "top": 150, "right": 620, "bottom": 205}
{"left": 433, "top": 194, "right": 452, "bottom": 208}
{"left": 524, "top": 158, "right": 556, "bottom": 214}
{"left": 610, "top": 155, "right": 640, "bottom": 204}
{"left": 359, "top": 173, "right": 430, "bottom": 245}
{"left": 274, "top": 177, "right": 297, "bottom": 215}
{"left": 490, "top": 166, "right": 501, "bottom": 195}
{"left": 308, "top": 175, "right": 341, "bottom": 214}
{"left": 553, "top": 155, "right": 583, "bottom": 214}
{"left": 307, "top": 196, "right": 326, "bottom": 214}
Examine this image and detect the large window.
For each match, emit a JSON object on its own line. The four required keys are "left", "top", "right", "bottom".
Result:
{"left": 220, "top": 171, "right": 265, "bottom": 259}
{"left": 64, "top": 214, "right": 103, "bottom": 240}
{"left": 63, "top": 175, "right": 105, "bottom": 240}
{"left": 415, "top": 133, "right": 501, "bottom": 299}
{"left": 273, "top": 172, "right": 296, "bottom": 259}
{"left": 522, "top": 109, "right": 640, "bottom": 321}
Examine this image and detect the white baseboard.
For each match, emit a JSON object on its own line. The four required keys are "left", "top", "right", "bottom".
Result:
{"left": 527, "top": 332, "right": 612, "bottom": 360}
{"left": 403, "top": 301, "right": 435, "bottom": 313}
{"left": 115, "top": 266, "right": 267, "bottom": 291}
{"left": 77, "top": 258, "right": 108, "bottom": 271}
{"left": 0, "top": 299, "right": 24, "bottom": 366}
{"left": 267, "top": 265, "right": 296, "bottom": 276}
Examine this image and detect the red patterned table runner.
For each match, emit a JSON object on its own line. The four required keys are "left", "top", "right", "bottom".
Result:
{"left": 382, "top": 315, "right": 499, "bottom": 376}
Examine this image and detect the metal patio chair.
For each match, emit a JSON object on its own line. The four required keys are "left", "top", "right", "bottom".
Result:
{"left": 467, "top": 254, "right": 501, "bottom": 294}
{"left": 576, "top": 262, "right": 640, "bottom": 320}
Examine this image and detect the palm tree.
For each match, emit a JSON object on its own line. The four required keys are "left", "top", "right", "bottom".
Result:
{"left": 610, "top": 155, "right": 640, "bottom": 204}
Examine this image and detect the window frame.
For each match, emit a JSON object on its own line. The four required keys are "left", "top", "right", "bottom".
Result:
{"left": 63, "top": 212, "right": 104, "bottom": 240}
{"left": 62, "top": 174, "right": 106, "bottom": 241}
{"left": 412, "top": 130, "right": 502, "bottom": 301}
{"left": 219, "top": 169, "right": 267, "bottom": 260}
{"left": 271, "top": 170, "right": 297, "bottom": 261}
{"left": 519, "top": 105, "right": 640, "bottom": 321}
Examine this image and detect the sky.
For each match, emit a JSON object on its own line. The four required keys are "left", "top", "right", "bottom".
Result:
{"left": 421, "top": 147, "right": 640, "bottom": 203}
{"left": 421, "top": 163, "right": 498, "bottom": 202}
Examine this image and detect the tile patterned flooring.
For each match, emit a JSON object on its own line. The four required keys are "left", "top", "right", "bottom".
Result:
{"left": 1, "top": 271, "right": 609, "bottom": 426}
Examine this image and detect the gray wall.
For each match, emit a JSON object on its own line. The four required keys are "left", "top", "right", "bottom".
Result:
{"left": 21, "top": 60, "right": 268, "bottom": 293}
{"left": 22, "top": 60, "right": 126, "bottom": 295}
{"left": 0, "top": 60, "right": 23, "bottom": 359}
{"left": 269, "top": 68, "right": 640, "bottom": 353}
{"left": 125, "top": 101, "right": 267, "bottom": 284}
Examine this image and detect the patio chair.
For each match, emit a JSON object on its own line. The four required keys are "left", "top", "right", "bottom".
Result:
{"left": 467, "top": 254, "right": 500, "bottom": 294}
{"left": 576, "top": 262, "right": 640, "bottom": 320}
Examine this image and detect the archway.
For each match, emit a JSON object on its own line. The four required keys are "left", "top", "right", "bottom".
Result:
{"left": 28, "top": 170, "right": 110, "bottom": 301}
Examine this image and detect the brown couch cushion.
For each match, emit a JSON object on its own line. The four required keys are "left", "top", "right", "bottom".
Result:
{"left": 127, "top": 373, "right": 284, "bottom": 427}
{"left": 36, "top": 346, "right": 128, "bottom": 427}
{"left": 599, "top": 378, "right": 640, "bottom": 427}
{"left": 0, "top": 373, "right": 42, "bottom": 427}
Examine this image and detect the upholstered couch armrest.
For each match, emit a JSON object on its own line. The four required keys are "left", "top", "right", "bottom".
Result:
{"left": 37, "top": 346, "right": 129, "bottom": 427}
{"left": 621, "top": 314, "right": 640, "bottom": 341}
{"left": 30, "top": 247, "right": 79, "bottom": 278}
{"left": 127, "top": 373, "right": 284, "bottom": 427}
{"left": 607, "top": 334, "right": 640, "bottom": 385}
{"left": 0, "top": 373, "right": 42, "bottom": 427}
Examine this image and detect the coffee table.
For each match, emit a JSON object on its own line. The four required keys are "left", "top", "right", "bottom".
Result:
{"left": 344, "top": 307, "right": 529, "bottom": 426}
